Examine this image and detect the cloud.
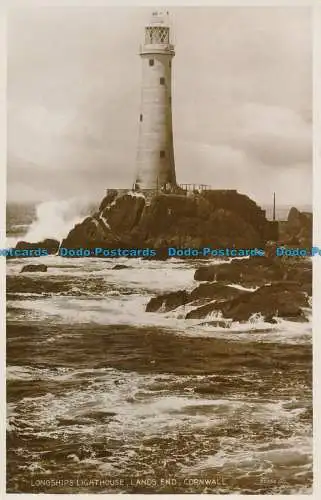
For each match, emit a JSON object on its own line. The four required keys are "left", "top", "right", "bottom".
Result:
{"left": 228, "top": 102, "right": 311, "bottom": 168}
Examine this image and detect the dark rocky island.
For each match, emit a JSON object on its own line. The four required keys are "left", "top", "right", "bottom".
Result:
{"left": 13, "top": 189, "right": 311, "bottom": 256}
{"left": 59, "top": 189, "right": 278, "bottom": 251}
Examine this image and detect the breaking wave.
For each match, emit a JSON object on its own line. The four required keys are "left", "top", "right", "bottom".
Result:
{"left": 23, "top": 198, "right": 95, "bottom": 243}
{"left": 6, "top": 256, "right": 311, "bottom": 345}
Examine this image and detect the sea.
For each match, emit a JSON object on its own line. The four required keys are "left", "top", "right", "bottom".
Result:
{"left": 6, "top": 201, "right": 313, "bottom": 494}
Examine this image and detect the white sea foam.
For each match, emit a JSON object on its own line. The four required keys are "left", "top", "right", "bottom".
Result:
{"left": 179, "top": 399, "right": 312, "bottom": 489}
{"left": 6, "top": 248, "right": 312, "bottom": 493}
{"left": 5, "top": 368, "right": 271, "bottom": 440}
{"left": 184, "top": 434, "right": 312, "bottom": 476}
{"left": 228, "top": 283, "right": 258, "bottom": 292}
{"left": 7, "top": 256, "right": 311, "bottom": 344}
{"left": 126, "top": 190, "right": 145, "bottom": 199}
{"left": 7, "top": 255, "right": 197, "bottom": 291}
{"left": 7, "top": 364, "right": 311, "bottom": 486}
{"left": 6, "top": 365, "right": 74, "bottom": 382}
{"left": 7, "top": 292, "right": 311, "bottom": 345}
{"left": 22, "top": 198, "right": 94, "bottom": 243}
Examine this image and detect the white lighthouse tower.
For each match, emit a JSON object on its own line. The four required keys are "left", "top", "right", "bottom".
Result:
{"left": 134, "top": 10, "right": 176, "bottom": 191}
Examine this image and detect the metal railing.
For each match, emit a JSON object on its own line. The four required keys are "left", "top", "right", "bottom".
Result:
{"left": 178, "top": 184, "right": 211, "bottom": 192}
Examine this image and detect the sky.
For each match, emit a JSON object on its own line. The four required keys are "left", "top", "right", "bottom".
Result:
{"left": 7, "top": 6, "right": 312, "bottom": 206}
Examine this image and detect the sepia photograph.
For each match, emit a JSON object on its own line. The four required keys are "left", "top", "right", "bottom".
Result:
{"left": 6, "top": 4, "right": 312, "bottom": 494}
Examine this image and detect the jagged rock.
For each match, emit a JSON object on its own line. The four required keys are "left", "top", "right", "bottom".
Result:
{"left": 214, "top": 259, "right": 284, "bottom": 286}
{"left": 146, "top": 283, "right": 250, "bottom": 317}
{"left": 99, "top": 190, "right": 118, "bottom": 212}
{"left": 141, "top": 197, "right": 263, "bottom": 248}
{"left": 101, "top": 193, "right": 146, "bottom": 232}
{"left": 189, "top": 282, "right": 248, "bottom": 301}
{"left": 193, "top": 255, "right": 313, "bottom": 291}
{"left": 147, "top": 252, "right": 311, "bottom": 320}
{"left": 186, "top": 302, "right": 226, "bottom": 320}
{"left": 194, "top": 265, "right": 217, "bottom": 281}
{"left": 202, "top": 190, "right": 267, "bottom": 228}
{"left": 194, "top": 257, "right": 284, "bottom": 286}
{"left": 61, "top": 193, "right": 145, "bottom": 250}
{"left": 61, "top": 190, "right": 277, "bottom": 252}
{"left": 60, "top": 216, "right": 115, "bottom": 249}
{"left": 7, "top": 275, "right": 64, "bottom": 294}
{"left": 223, "top": 282, "right": 309, "bottom": 322}
{"left": 15, "top": 239, "right": 59, "bottom": 255}
{"left": 146, "top": 282, "right": 247, "bottom": 309}
{"left": 187, "top": 282, "right": 309, "bottom": 322}
{"left": 279, "top": 207, "right": 312, "bottom": 247}
{"left": 288, "top": 207, "right": 312, "bottom": 228}
{"left": 112, "top": 264, "right": 130, "bottom": 270}
{"left": 20, "top": 264, "right": 47, "bottom": 273}
{"left": 146, "top": 290, "right": 190, "bottom": 312}
{"left": 146, "top": 284, "right": 247, "bottom": 315}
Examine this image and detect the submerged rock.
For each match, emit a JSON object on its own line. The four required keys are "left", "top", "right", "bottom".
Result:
{"left": 146, "top": 290, "right": 190, "bottom": 312}
{"left": 15, "top": 239, "right": 59, "bottom": 255}
{"left": 20, "top": 264, "right": 48, "bottom": 273}
{"left": 186, "top": 302, "right": 226, "bottom": 320}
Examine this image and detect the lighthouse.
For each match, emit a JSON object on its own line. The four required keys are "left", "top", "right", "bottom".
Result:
{"left": 134, "top": 11, "right": 177, "bottom": 191}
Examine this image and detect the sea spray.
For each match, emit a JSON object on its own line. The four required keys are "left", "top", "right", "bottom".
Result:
{"left": 24, "top": 198, "right": 96, "bottom": 243}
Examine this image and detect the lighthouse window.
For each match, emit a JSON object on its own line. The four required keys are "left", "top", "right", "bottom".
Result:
{"left": 169, "top": 61, "right": 171, "bottom": 68}
{"left": 160, "top": 150, "right": 165, "bottom": 158}
{"left": 140, "top": 114, "right": 143, "bottom": 122}
{"left": 149, "top": 59, "right": 154, "bottom": 66}
{"left": 160, "top": 77, "right": 165, "bottom": 85}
